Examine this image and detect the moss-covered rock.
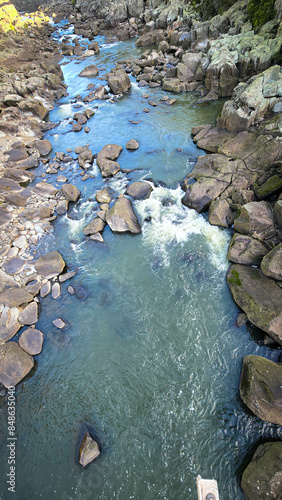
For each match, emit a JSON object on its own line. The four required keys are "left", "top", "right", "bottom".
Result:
{"left": 240, "top": 355, "right": 282, "bottom": 425}
{"left": 254, "top": 175, "right": 282, "bottom": 200}
{"left": 241, "top": 441, "right": 282, "bottom": 499}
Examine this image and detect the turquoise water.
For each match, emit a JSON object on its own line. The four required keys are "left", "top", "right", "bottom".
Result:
{"left": 0, "top": 24, "right": 281, "bottom": 500}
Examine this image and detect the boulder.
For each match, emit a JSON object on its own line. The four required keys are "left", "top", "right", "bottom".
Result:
{"left": 208, "top": 199, "right": 232, "bottom": 227}
{"left": 162, "top": 78, "right": 185, "bottom": 93}
{"left": 107, "top": 69, "right": 131, "bottom": 95}
{"left": 177, "top": 63, "right": 195, "bottom": 83}
{"left": 241, "top": 442, "right": 282, "bottom": 500}
{"left": 18, "top": 302, "right": 38, "bottom": 326}
{"left": 240, "top": 355, "right": 282, "bottom": 425}
{"left": 228, "top": 234, "right": 268, "bottom": 266}
{"left": 255, "top": 175, "right": 282, "bottom": 200}
{"left": 78, "top": 65, "right": 99, "bottom": 77}
{"left": 35, "top": 251, "right": 65, "bottom": 279}
{"left": 18, "top": 98, "right": 48, "bottom": 120}
{"left": 125, "top": 181, "right": 152, "bottom": 200}
{"left": 227, "top": 264, "right": 282, "bottom": 343}
{"left": 32, "top": 139, "right": 52, "bottom": 157}
{"left": 97, "top": 144, "right": 123, "bottom": 177}
{"left": 73, "top": 113, "right": 88, "bottom": 125}
{"left": 78, "top": 148, "right": 93, "bottom": 168}
{"left": 79, "top": 431, "right": 100, "bottom": 467}
{"left": 0, "top": 288, "right": 33, "bottom": 308}
{"left": 83, "top": 217, "right": 106, "bottom": 236}
{"left": 234, "top": 202, "right": 276, "bottom": 241}
{"left": 0, "top": 269, "right": 19, "bottom": 293}
{"left": 126, "top": 139, "right": 139, "bottom": 150}
{"left": 0, "top": 306, "right": 21, "bottom": 343}
{"left": 0, "top": 342, "right": 34, "bottom": 388}
{"left": 61, "top": 184, "right": 81, "bottom": 202}
{"left": 205, "top": 48, "right": 239, "bottom": 97}
{"left": 106, "top": 195, "right": 141, "bottom": 234}
{"left": 136, "top": 32, "right": 155, "bottom": 47}
{"left": 95, "top": 188, "right": 112, "bottom": 204}
{"left": 261, "top": 243, "right": 282, "bottom": 281}
{"left": 274, "top": 200, "right": 282, "bottom": 229}
{"left": 34, "top": 182, "right": 58, "bottom": 198}
{"left": 19, "top": 328, "right": 44, "bottom": 355}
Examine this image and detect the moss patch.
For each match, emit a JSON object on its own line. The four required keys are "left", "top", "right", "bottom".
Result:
{"left": 248, "top": 0, "right": 276, "bottom": 28}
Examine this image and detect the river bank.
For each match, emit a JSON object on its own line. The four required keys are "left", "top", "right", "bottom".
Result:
{"left": 0, "top": 0, "right": 282, "bottom": 498}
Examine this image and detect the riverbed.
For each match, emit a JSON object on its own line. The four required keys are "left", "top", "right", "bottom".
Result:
{"left": 0, "top": 21, "right": 281, "bottom": 500}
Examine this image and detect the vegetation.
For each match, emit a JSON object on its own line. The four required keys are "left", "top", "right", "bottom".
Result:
{"left": 248, "top": 0, "right": 276, "bottom": 28}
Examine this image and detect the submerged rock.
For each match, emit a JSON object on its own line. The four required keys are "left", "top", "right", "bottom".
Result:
{"left": 35, "top": 251, "right": 65, "bottom": 279}
{"left": 106, "top": 195, "right": 141, "bottom": 234}
{"left": 241, "top": 442, "right": 282, "bottom": 500}
{"left": 240, "top": 355, "right": 282, "bottom": 425}
{"left": 227, "top": 264, "right": 282, "bottom": 344}
{"left": 78, "top": 65, "right": 99, "bottom": 77}
{"left": 79, "top": 431, "right": 100, "bottom": 467}
{"left": 52, "top": 318, "right": 67, "bottom": 329}
{"left": 0, "top": 342, "right": 34, "bottom": 388}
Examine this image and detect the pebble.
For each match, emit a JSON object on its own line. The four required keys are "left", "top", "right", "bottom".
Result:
{"left": 52, "top": 318, "right": 67, "bottom": 329}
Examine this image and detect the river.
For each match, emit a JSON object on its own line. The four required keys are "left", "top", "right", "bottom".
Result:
{"left": 0, "top": 20, "right": 281, "bottom": 500}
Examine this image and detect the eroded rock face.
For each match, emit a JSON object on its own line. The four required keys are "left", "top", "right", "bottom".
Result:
{"left": 234, "top": 202, "right": 276, "bottom": 241}
{"left": 228, "top": 234, "right": 269, "bottom": 265}
{"left": 241, "top": 442, "right": 282, "bottom": 500}
{"left": 227, "top": 264, "right": 282, "bottom": 344}
{"left": 106, "top": 195, "right": 141, "bottom": 234}
{"left": 0, "top": 342, "right": 34, "bottom": 388}
{"left": 261, "top": 243, "right": 282, "bottom": 281}
{"left": 240, "top": 355, "right": 282, "bottom": 425}
{"left": 35, "top": 251, "right": 65, "bottom": 279}
{"left": 79, "top": 431, "right": 100, "bottom": 467}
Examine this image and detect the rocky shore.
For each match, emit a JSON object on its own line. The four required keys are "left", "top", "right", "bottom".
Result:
{"left": 0, "top": 0, "right": 282, "bottom": 496}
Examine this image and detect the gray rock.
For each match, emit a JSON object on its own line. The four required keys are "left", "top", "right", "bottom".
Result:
{"left": 78, "top": 148, "right": 93, "bottom": 168}
{"left": 52, "top": 283, "right": 61, "bottom": 299}
{"left": 241, "top": 442, "right": 282, "bottom": 500}
{"left": 0, "top": 306, "right": 21, "bottom": 343}
{"left": 0, "top": 269, "right": 19, "bottom": 293}
{"left": 125, "top": 181, "right": 152, "bottom": 200}
{"left": 40, "top": 281, "right": 51, "bottom": 298}
{"left": 61, "top": 184, "right": 81, "bottom": 202}
{"left": 208, "top": 199, "right": 232, "bottom": 227}
{"left": 95, "top": 188, "right": 112, "bottom": 204}
{"left": 33, "top": 139, "right": 52, "bottom": 157}
{"left": 108, "top": 69, "right": 131, "bottom": 94}
{"left": 234, "top": 201, "right": 276, "bottom": 241}
{"left": 19, "top": 328, "right": 44, "bottom": 355}
{"left": 106, "top": 195, "right": 141, "bottom": 234}
{"left": 59, "top": 270, "right": 76, "bottom": 283}
{"left": 0, "top": 342, "right": 34, "bottom": 388}
{"left": 228, "top": 234, "right": 268, "bottom": 266}
{"left": 79, "top": 65, "right": 99, "bottom": 77}
{"left": 52, "top": 318, "right": 67, "bottom": 329}
{"left": 35, "top": 251, "right": 65, "bottom": 279}
{"left": 83, "top": 217, "right": 105, "bottom": 236}
{"left": 79, "top": 431, "right": 100, "bottom": 467}
{"left": 97, "top": 144, "right": 123, "bottom": 178}
{"left": 18, "top": 302, "right": 38, "bottom": 326}
{"left": 261, "top": 243, "right": 282, "bottom": 281}
{"left": 34, "top": 182, "right": 58, "bottom": 198}
{"left": 126, "top": 139, "right": 139, "bottom": 150}
{"left": 240, "top": 355, "right": 282, "bottom": 425}
{"left": 56, "top": 199, "right": 69, "bottom": 215}
{"left": 0, "top": 288, "right": 33, "bottom": 307}
{"left": 227, "top": 264, "right": 282, "bottom": 344}
{"left": 4, "top": 257, "right": 26, "bottom": 275}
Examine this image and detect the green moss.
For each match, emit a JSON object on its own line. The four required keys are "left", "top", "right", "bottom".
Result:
{"left": 248, "top": 0, "right": 276, "bottom": 29}
{"left": 228, "top": 269, "right": 242, "bottom": 287}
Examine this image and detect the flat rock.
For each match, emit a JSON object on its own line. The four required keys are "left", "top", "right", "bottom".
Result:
{"left": 0, "top": 306, "right": 21, "bottom": 343}
{"left": 106, "top": 195, "right": 141, "bottom": 234}
{"left": 33, "top": 139, "right": 52, "bottom": 157}
{"left": 228, "top": 234, "right": 268, "bottom": 266}
{"left": 0, "top": 208, "right": 13, "bottom": 226}
{"left": 18, "top": 302, "right": 38, "bottom": 326}
{"left": 95, "top": 188, "right": 112, "bottom": 204}
{"left": 52, "top": 318, "right": 67, "bottom": 329}
{"left": 0, "top": 288, "right": 33, "bottom": 307}
{"left": 90, "top": 233, "right": 104, "bottom": 243}
{"left": 19, "top": 328, "right": 44, "bottom": 355}
{"left": 79, "top": 431, "right": 100, "bottom": 467}
{"left": 241, "top": 442, "right": 282, "bottom": 500}
{"left": 4, "top": 257, "right": 26, "bottom": 275}
{"left": 40, "top": 281, "right": 51, "bottom": 298}
{"left": 227, "top": 264, "right": 282, "bottom": 344}
{"left": 0, "top": 342, "right": 34, "bottom": 388}
{"left": 126, "top": 139, "right": 139, "bottom": 150}
{"left": 34, "top": 182, "right": 58, "bottom": 198}
{"left": 61, "top": 184, "right": 81, "bottom": 202}
{"left": 208, "top": 199, "right": 232, "bottom": 228}
{"left": 35, "top": 251, "right": 65, "bottom": 279}
{"left": 0, "top": 269, "right": 19, "bottom": 293}
{"left": 59, "top": 270, "right": 76, "bottom": 283}
{"left": 261, "top": 243, "right": 282, "bottom": 281}
{"left": 234, "top": 201, "right": 276, "bottom": 241}
{"left": 240, "top": 355, "right": 282, "bottom": 425}
{"left": 79, "top": 65, "right": 99, "bottom": 77}
{"left": 125, "top": 181, "right": 152, "bottom": 200}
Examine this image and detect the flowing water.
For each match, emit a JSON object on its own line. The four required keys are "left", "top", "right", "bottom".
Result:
{"left": 1, "top": 22, "right": 282, "bottom": 500}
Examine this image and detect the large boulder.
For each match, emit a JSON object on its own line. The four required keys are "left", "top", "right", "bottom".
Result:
{"left": 234, "top": 201, "right": 276, "bottom": 241}
{"left": 61, "top": 184, "right": 81, "bottom": 202}
{"left": 78, "top": 65, "right": 99, "bottom": 77}
{"left": 79, "top": 431, "right": 100, "bottom": 467}
{"left": 106, "top": 195, "right": 141, "bottom": 234}
{"left": 0, "top": 342, "right": 34, "bottom": 388}
{"left": 78, "top": 148, "right": 93, "bottom": 168}
{"left": 0, "top": 306, "right": 21, "bottom": 343}
{"left": 18, "top": 98, "right": 48, "bottom": 120}
{"left": 19, "top": 328, "right": 44, "bottom": 356}
{"left": 241, "top": 442, "right": 282, "bottom": 500}
{"left": 35, "top": 251, "right": 65, "bottom": 279}
{"left": 107, "top": 69, "right": 131, "bottom": 95}
{"left": 97, "top": 144, "right": 123, "bottom": 177}
{"left": 83, "top": 217, "right": 105, "bottom": 236}
{"left": 125, "top": 181, "right": 152, "bottom": 200}
{"left": 0, "top": 288, "right": 33, "bottom": 307}
{"left": 205, "top": 48, "right": 239, "bottom": 97}
{"left": 208, "top": 199, "right": 232, "bottom": 227}
{"left": 261, "top": 243, "right": 282, "bottom": 281}
{"left": 0, "top": 269, "right": 19, "bottom": 293}
{"left": 18, "top": 302, "right": 38, "bottom": 326}
{"left": 228, "top": 234, "right": 268, "bottom": 265}
{"left": 227, "top": 264, "right": 282, "bottom": 343}
{"left": 32, "top": 139, "right": 52, "bottom": 157}
{"left": 240, "top": 355, "right": 282, "bottom": 425}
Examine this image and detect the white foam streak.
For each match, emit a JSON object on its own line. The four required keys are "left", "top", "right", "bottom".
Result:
{"left": 135, "top": 186, "right": 230, "bottom": 270}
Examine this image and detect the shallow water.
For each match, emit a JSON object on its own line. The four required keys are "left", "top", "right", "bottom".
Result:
{"left": 0, "top": 24, "right": 282, "bottom": 500}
